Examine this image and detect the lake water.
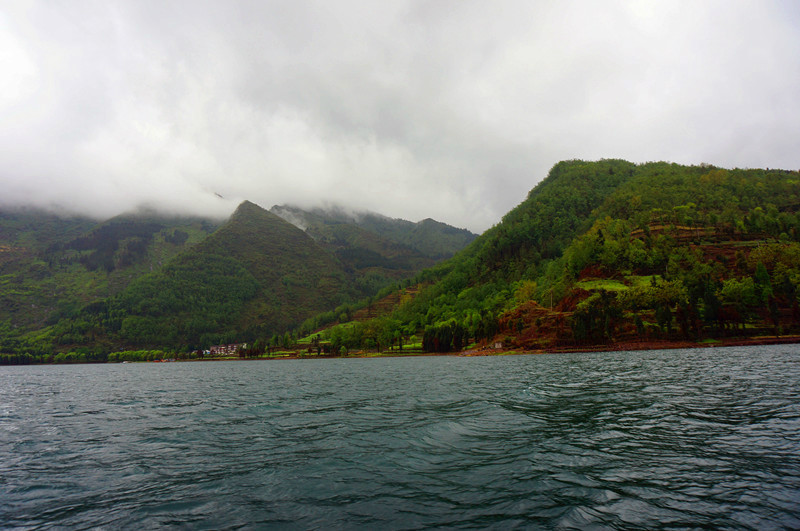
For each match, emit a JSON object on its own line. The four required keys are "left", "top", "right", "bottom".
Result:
{"left": 1, "top": 345, "right": 799, "bottom": 529}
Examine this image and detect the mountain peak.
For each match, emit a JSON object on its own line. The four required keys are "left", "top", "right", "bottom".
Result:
{"left": 228, "top": 200, "right": 294, "bottom": 228}
{"left": 232, "top": 200, "right": 266, "bottom": 216}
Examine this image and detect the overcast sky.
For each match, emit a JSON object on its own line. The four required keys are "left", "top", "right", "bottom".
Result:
{"left": 1, "top": 1, "right": 799, "bottom": 232}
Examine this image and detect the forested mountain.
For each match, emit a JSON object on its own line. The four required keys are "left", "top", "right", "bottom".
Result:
{"left": 45, "top": 201, "right": 355, "bottom": 352}
{"left": 271, "top": 205, "right": 438, "bottom": 290}
{"left": 0, "top": 208, "right": 219, "bottom": 351}
{"left": 1, "top": 201, "right": 474, "bottom": 360}
{"left": 312, "top": 160, "right": 800, "bottom": 354}
{"left": 0, "top": 207, "right": 97, "bottom": 252}
{"left": 6, "top": 159, "right": 800, "bottom": 362}
{"left": 271, "top": 204, "right": 477, "bottom": 260}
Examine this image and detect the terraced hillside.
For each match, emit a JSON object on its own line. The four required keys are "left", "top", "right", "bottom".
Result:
{"left": 301, "top": 160, "right": 800, "bottom": 354}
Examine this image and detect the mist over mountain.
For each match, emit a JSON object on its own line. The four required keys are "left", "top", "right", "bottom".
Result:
{"left": 2, "top": 2, "right": 799, "bottom": 234}
{"left": 6, "top": 159, "right": 800, "bottom": 362}
{"left": 271, "top": 204, "right": 477, "bottom": 259}
{"left": 315, "top": 159, "right": 800, "bottom": 354}
{"left": 0, "top": 198, "right": 475, "bottom": 355}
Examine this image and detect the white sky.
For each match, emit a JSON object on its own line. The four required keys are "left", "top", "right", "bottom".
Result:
{"left": 1, "top": 1, "right": 799, "bottom": 232}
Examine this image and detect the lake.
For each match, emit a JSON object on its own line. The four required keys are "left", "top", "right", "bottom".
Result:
{"left": 1, "top": 345, "right": 799, "bottom": 529}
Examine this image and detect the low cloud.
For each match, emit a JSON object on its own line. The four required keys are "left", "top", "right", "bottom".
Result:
{"left": 1, "top": 1, "right": 799, "bottom": 232}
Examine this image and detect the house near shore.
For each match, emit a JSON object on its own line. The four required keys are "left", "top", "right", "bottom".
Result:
{"left": 206, "top": 343, "right": 247, "bottom": 356}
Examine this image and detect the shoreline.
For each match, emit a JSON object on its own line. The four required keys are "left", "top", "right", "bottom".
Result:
{"left": 461, "top": 335, "right": 800, "bottom": 357}
{"left": 199, "top": 334, "right": 800, "bottom": 361}
{"left": 6, "top": 335, "right": 799, "bottom": 366}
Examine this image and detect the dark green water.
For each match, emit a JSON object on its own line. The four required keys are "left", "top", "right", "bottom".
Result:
{"left": 2, "top": 345, "right": 799, "bottom": 529}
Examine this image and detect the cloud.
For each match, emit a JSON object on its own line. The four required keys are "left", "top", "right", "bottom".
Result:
{"left": 1, "top": 0, "right": 799, "bottom": 232}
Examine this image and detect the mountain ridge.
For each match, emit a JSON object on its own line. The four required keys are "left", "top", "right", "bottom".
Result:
{"left": 302, "top": 160, "right": 800, "bottom": 355}
{"left": 8, "top": 159, "right": 800, "bottom": 361}
{"left": 270, "top": 204, "right": 477, "bottom": 259}
{"left": 0, "top": 199, "right": 474, "bottom": 356}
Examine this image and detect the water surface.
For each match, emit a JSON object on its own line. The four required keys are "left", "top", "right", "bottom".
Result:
{"left": 2, "top": 345, "right": 799, "bottom": 528}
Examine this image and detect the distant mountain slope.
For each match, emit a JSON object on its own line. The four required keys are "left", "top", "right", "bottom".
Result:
{"left": 1, "top": 200, "right": 477, "bottom": 357}
{"left": 271, "top": 205, "right": 438, "bottom": 292}
{"left": 271, "top": 204, "right": 477, "bottom": 259}
{"left": 406, "top": 218, "right": 478, "bottom": 259}
{"left": 0, "top": 208, "right": 218, "bottom": 345}
{"left": 50, "top": 201, "right": 354, "bottom": 350}
{"left": 0, "top": 207, "right": 97, "bottom": 252}
{"left": 189, "top": 201, "right": 353, "bottom": 330}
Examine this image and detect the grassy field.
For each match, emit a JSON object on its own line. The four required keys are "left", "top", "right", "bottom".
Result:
{"left": 575, "top": 279, "right": 628, "bottom": 291}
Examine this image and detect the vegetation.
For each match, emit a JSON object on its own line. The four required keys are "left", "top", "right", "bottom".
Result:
{"left": 1, "top": 201, "right": 472, "bottom": 360}
{"left": 271, "top": 204, "right": 477, "bottom": 260}
{"left": 5, "top": 160, "right": 800, "bottom": 362}
{"left": 296, "top": 160, "right": 800, "bottom": 354}
{"left": 0, "top": 210, "right": 218, "bottom": 354}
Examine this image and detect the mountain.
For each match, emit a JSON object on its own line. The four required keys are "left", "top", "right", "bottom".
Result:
{"left": 270, "top": 205, "right": 437, "bottom": 293}
{"left": 311, "top": 160, "right": 800, "bottom": 354}
{"left": 178, "top": 201, "right": 354, "bottom": 333}
{"left": 0, "top": 208, "right": 219, "bottom": 351}
{"left": 44, "top": 201, "right": 354, "bottom": 351}
{"left": 270, "top": 205, "right": 477, "bottom": 260}
{"left": 1, "top": 200, "right": 476, "bottom": 359}
{"left": 14, "top": 159, "right": 799, "bottom": 361}
{"left": 0, "top": 207, "right": 97, "bottom": 252}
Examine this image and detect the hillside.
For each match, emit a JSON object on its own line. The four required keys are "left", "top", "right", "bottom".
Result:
{"left": 0, "top": 208, "right": 219, "bottom": 352}
{"left": 0, "top": 207, "right": 97, "bottom": 252}
{"left": 310, "top": 160, "right": 800, "bottom": 354}
{"left": 189, "top": 201, "right": 354, "bottom": 334}
{"left": 7, "top": 160, "right": 800, "bottom": 361}
{"left": 44, "top": 201, "right": 354, "bottom": 351}
{"left": 271, "top": 204, "right": 477, "bottom": 260}
{"left": 1, "top": 200, "right": 478, "bottom": 360}
{"left": 271, "top": 205, "right": 437, "bottom": 292}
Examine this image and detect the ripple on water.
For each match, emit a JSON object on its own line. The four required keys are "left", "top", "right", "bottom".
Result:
{"left": 1, "top": 346, "right": 800, "bottom": 529}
